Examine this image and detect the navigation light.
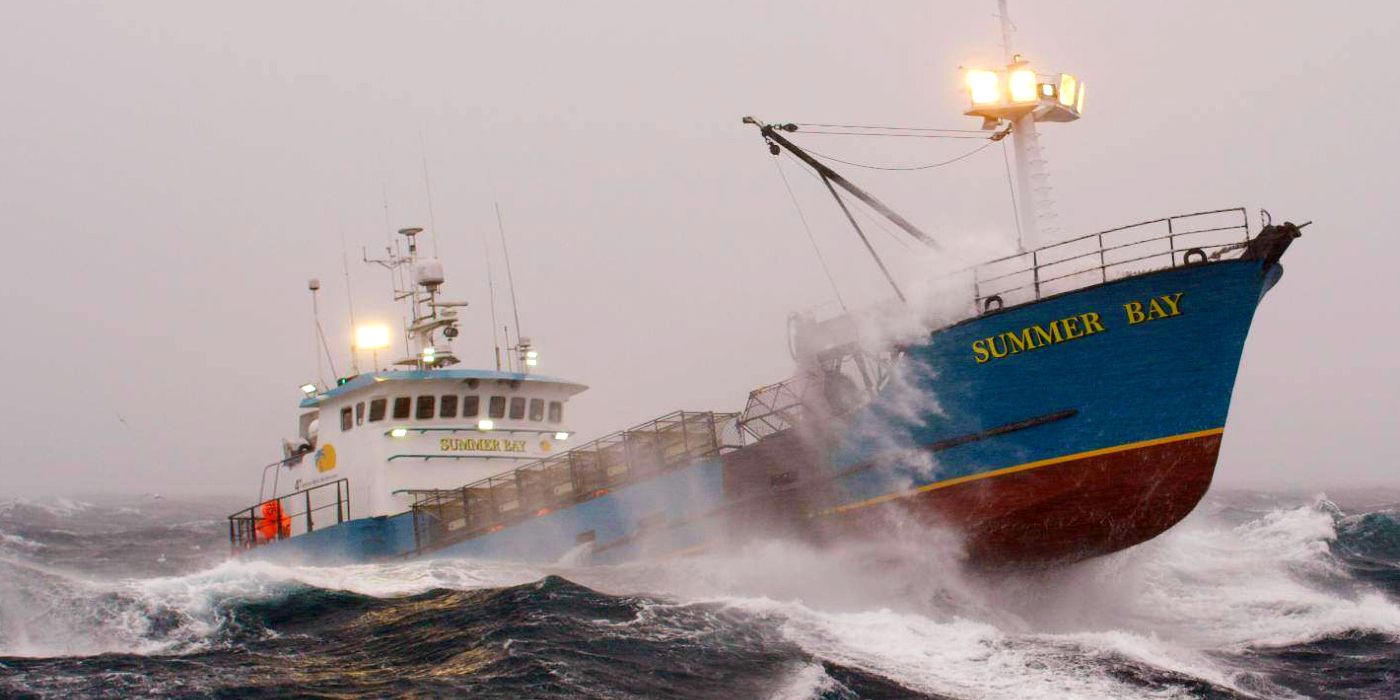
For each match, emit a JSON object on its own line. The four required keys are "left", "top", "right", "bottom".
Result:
{"left": 355, "top": 324, "right": 392, "bottom": 351}
{"left": 478, "top": 419, "right": 494, "bottom": 431}
{"left": 524, "top": 349, "right": 539, "bottom": 368}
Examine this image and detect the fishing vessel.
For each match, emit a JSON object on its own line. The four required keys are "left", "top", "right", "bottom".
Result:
{"left": 229, "top": 21, "right": 1305, "bottom": 568}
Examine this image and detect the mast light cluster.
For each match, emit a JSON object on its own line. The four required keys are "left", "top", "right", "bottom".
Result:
{"left": 963, "top": 59, "right": 1083, "bottom": 125}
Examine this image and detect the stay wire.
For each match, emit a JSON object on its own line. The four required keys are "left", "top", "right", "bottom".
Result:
{"left": 1001, "top": 139, "right": 1024, "bottom": 250}
{"left": 773, "top": 158, "right": 848, "bottom": 312}
{"left": 797, "top": 139, "right": 997, "bottom": 172}
{"left": 777, "top": 151, "right": 912, "bottom": 302}
{"left": 793, "top": 122, "right": 988, "bottom": 134}
{"left": 821, "top": 175, "right": 906, "bottom": 303}
{"left": 797, "top": 130, "right": 990, "bottom": 139}
{"left": 782, "top": 152, "right": 911, "bottom": 250}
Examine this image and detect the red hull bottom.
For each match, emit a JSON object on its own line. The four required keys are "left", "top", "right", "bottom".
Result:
{"left": 826, "top": 431, "right": 1223, "bottom": 567}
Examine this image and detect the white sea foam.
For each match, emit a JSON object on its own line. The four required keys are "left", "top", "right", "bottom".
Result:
{"left": 568, "top": 497, "right": 1398, "bottom": 698}
{"left": 767, "top": 662, "right": 845, "bottom": 700}
{"left": 0, "top": 529, "right": 44, "bottom": 554}
{"left": 2, "top": 495, "right": 1394, "bottom": 700}
{"left": 0, "top": 555, "right": 552, "bottom": 658}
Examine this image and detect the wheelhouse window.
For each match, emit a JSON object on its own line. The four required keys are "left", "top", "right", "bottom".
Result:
{"left": 548, "top": 401, "right": 563, "bottom": 423}
{"left": 392, "top": 396, "right": 411, "bottom": 420}
{"left": 462, "top": 395, "right": 480, "bottom": 418}
{"left": 340, "top": 407, "right": 353, "bottom": 431}
{"left": 355, "top": 402, "right": 365, "bottom": 426}
{"left": 415, "top": 395, "right": 436, "bottom": 420}
{"left": 439, "top": 395, "right": 459, "bottom": 419}
{"left": 488, "top": 395, "right": 506, "bottom": 419}
{"left": 369, "top": 398, "right": 387, "bottom": 422}
{"left": 509, "top": 397, "right": 526, "bottom": 420}
{"left": 528, "top": 398, "right": 544, "bottom": 422}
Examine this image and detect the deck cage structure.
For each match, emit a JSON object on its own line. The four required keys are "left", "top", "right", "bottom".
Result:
{"left": 406, "top": 410, "right": 738, "bottom": 555}
{"left": 737, "top": 377, "right": 814, "bottom": 442}
{"left": 228, "top": 478, "right": 350, "bottom": 551}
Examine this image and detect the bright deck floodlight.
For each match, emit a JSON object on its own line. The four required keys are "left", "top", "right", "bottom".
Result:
{"left": 966, "top": 69, "right": 1000, "bottom": 105}
{"left": 478, "top": 419, "right": 494, "bottom": 431}
{"left": 299, "top": 383, "right": 317, "bottom": 396}
{"left": 390, "top": 427, "right": 408, "bottom": 438}
{"left": 554, "top": 431, "right": 570, "bottom": 440}
{"left": 961, "top": 62, "right": 1084, "bottom": 123}
{"left": 1008, "top": 67, "right": 1038, "bottom": 102}
{"left": 1058, "top": 73, "right": 1078, "bottom": 107}
{"left": 355, "top": 324, "right": 392, "bottom": 351}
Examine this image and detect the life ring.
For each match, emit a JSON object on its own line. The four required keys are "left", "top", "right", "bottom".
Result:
{"left": 983, "top": 295, "right": 1004, "bottom": 313}
{"left": 1183, "top": 248, "right": 1207, "bottom": 265}
{"left": 256, "top": 500, "right": 291, "bottom": 541}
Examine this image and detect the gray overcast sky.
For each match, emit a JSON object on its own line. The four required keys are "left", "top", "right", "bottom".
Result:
{"left": 1, "top": 1, "right": 1396, "bottom": 497}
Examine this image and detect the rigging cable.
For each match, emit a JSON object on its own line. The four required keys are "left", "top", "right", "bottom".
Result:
{"left": 781, "top": 151, "right": 911, "bottom": 250}
{"left": 792, "top": 122, "right": 988, "bottom": 134}
{"left": 773, "top": 158, "right": 848, "bottom": 312}
{"left": 796, "top": 130, "right": 989, "bottom": 139}
{"left": 797, "top": 139, "right": 997, "bottom": 172}
{"left": 1001, "top": 139, "right": 1024, "bottom": 250}
{"left": 820, "top": 175, "right": 905, "bottom": 303}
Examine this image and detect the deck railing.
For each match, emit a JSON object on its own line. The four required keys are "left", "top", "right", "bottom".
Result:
{"left": 735, "top": 209, "right": 1255, "bottom": 441}
{"left": 971, "top": 208, "right": 1251, "bottom": 312}
{"left": 406, "top": 410, "right": 738, "bottom": 554}
{"left": 228, "top": 478, "right": 350, "bottom": 551}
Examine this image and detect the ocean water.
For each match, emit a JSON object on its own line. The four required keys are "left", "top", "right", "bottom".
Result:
{"left": 0, "top": 490, "right": 1397, "bottom": 699}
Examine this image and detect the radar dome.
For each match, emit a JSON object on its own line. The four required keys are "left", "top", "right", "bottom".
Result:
{"left": 415, "top": 259, "right": 445, "bottom": 288}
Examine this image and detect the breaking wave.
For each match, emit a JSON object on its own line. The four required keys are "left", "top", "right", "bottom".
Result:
{"left": 0, "top": 491, "right": 1397, "bottom": 699}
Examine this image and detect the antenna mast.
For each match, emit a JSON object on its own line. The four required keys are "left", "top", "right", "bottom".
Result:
{"left": 419, "top": 133, "right": 441, "bottom": 257}
{"left": 495, "top": 202, "right": 530, "bottom": 373}
{"left": 308, "top": 279, "right": 338, "bottom": 386}
{"left": 362, "top": 226, "right": 465, "bottom": 370}
{"left": 481, "top": 221, "right": 503, "bottom": 371}
{"left": 340, "top": 229, "right": 359, "bottom": 374}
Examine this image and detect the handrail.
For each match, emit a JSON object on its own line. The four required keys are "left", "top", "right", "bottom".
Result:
{"left": 972, "top": 207, "right": 1248, "bottom": 269}
{"left": 257, "top": 452, "right": 308, "bottom": 503}
{"left": 228, "top": 478, "right": 351, "bottom": 552}
{"left": 970, "top": 208, "right": 1250, "bottom": 309}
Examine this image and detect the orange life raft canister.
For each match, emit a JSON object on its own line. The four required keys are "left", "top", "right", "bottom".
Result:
{"left": 256, "top": 500, "right": 291, "bottom": 541}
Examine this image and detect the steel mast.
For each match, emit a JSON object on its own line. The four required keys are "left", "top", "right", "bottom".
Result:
{"left": 975, "top": 0, "right": 1083, "bottom": 251}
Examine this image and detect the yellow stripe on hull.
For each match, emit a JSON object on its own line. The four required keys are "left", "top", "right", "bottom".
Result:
{"left": 821, "top": 427, "right": 1226, "bottom": 516}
